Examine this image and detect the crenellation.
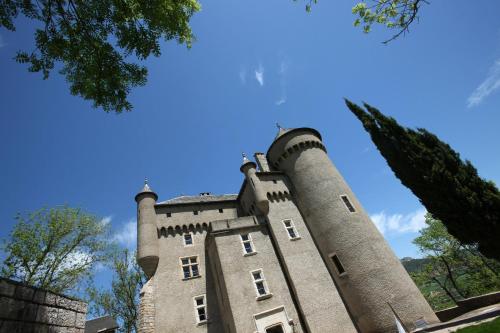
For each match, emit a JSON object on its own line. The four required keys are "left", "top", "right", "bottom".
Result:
{"left": 135, "top": 126, "right": 439, "bottom": 333}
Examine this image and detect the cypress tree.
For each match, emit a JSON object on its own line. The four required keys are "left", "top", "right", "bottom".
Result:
{"left": 345, "top": 100, "right": 500, "bottom": 260}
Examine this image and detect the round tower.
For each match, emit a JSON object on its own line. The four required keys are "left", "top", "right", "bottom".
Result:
{"left": 135, "top": 179, "right": 159, "bottom": 278}
{"left": 240, "top": 153, "right": 269, "bottom": 215}
{"left": 267, "top": 127, "right": 439, "bottom": 333}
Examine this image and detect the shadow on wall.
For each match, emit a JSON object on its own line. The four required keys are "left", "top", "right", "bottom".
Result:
{"left": 205, "top": 250, "right": 225, "bottom": 333}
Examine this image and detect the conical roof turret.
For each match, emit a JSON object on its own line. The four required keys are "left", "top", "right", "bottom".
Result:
{"left": 240, "top": 153, "right": 257, "bottom": 172}
{"left": 135, "top": 178, "right": 158, "bottom": 201}
{"left": 275, "top": 123, "right": 291, "bottom": 140}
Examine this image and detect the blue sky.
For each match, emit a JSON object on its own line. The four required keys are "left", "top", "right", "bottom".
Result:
{"left": 1, "top": 0, "right": 500, "bottom": 291}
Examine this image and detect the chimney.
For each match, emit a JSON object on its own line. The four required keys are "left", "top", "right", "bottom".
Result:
{"left": 254, "top": 152, "right": 271, "bottom": 172}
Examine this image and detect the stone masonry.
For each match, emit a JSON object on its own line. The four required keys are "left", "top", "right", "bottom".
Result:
{"left": 0, "top": 277, "right": 87, "bottom": 333}
{"left": 135, "top": 126, "right": 440, "bottom": 333}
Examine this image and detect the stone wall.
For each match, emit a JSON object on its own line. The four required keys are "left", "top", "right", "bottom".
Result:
{"left": 435, "top": 291, "right": 500, "bottom": 322}
{"left": 0, "top": 277, "right": 87, "bottom": 333}
{"left": 138, "top": 277, "right": 155, "bottom": 333}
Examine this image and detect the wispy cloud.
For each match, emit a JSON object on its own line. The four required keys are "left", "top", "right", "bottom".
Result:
{"left": 370, "top": 208, "right": 426, "bottom": 235}
{"left": 113, "top": 219, "right": 136, "bottom": 249}
{"left": 467, "top": 59, "right": 500, "bottom": 108}
{"left": 100, "top": 215, "right": 112, "bottom": 226}
{"left": 239, "top": 67, "right": 247, "bottom": 84}
{"left": 275, "top": 98, "right": 286, "bottom": 106}
{"left": 275, "top": 60, "right": 289, "bottom": 106}
{"left": 255, "top": 64, "right": 264, "bottom": 86}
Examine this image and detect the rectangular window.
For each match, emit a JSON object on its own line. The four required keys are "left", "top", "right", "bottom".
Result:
{"left": 184, "top": 233, "right": 193, "bottom": 246}
{"left": 166, "top": 212, "right": 172, "bottom": 217}
{"left": 219, "top": 208, "right": 223, "bottom": 213}
{"left": 283, "top": 219, "right": 300, "bottom": 240}
{"left": 193, "top": 295, "right": 207, "bottom": 324}
{"left": 240, "top": 234, "right": 256, "bottom": 255}
{"left": 251, "top": 270, "right": 269, "bottom": 297}
{"left": 331, "top": 254, "right": 346, "bottom": 275}
{"left": 340, "top": 195, "right": 356, "bottom": 213}
{"left": 181, "top": 256, "right": 199, "bottom": 279}
{"left": 193, "top": 210, "right": 199, "bottom": 215}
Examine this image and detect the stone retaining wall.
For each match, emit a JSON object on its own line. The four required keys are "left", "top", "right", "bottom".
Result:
{"left": 0, "top": 277, "right": 87, "bottom": 333}
{"left": 435, "top": 291, "right": 500, "bottom": 322}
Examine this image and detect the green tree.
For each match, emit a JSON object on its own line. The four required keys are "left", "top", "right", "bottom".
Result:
{"left": 87, "top": 248, "right": 145, "bottom": 333}
{"left": 302, "top": 0, "right": 427, "bottom": 43}
{"left": 411, "top": 214, "right": 500, "bottom": 310}
{"left": 345, "top": 100, "right": 500, "bottom": 260}
{"left": 1, "top": 206, "right": 109, "bottom": 294}
{"left": 0, "top": 0, "right": 200, "bottom": 113}
{"left": 352, "top": 0, "right": 426, "bottom": 43}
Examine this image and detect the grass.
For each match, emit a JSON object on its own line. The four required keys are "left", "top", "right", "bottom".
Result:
{"left": 455, "top": 317, "right": 500, "bottom": 333}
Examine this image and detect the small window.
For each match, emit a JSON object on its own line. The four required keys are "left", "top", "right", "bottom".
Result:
{"left": 251, "top": 269, "right": 270, "bottom": 298}
{"left": 331, "top": 254, "right": 346, "bottom": 275}
{"left": 181, "top": 256, "right": 200, "bottom": 279}
{"left": 193, "top": 210, "right": 199, "bottom": 215}
{"left": 340, "top": 195, "right": 356, "bottom": 213}
{"left": 193, "top": 295, "right": 207, "bottom": 324}
{"left": 273, "top": 180, "right": 277, "bottom": 184}
{"left": 240, "top": 234, "right": 256, "bottom": 255}
{"left": 184, "top": 233, "right": 193, "bottom": 246}
{"left": 266, "top": 324, "right": 284, "bottom": 333}
{"left": 283, "top": 219, "right": 300, "bottom": 240}
{"left": 219, "top": 208, "right": 223, "bottom": 213}
{"left": 166, "top": 212, "right": 172, "bottom": 217}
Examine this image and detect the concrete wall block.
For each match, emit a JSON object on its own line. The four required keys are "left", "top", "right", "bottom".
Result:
{"left": 37, "top": 306, "right": 58, "bottom": 325}
{"left": 56, "top": 308, "right": 76, "bottom": 327}
{"left": 33, "top": 290, "right": 47, "bottom": 304}
{"left": 74, "top": 312, "right": 86, "bottom": 329}
{"left": 0, "top": 320, "right": 19, "bottom": 333}
{"left": 48, "top": 325, "right": 67, "bottom": 333}
{"left": 55, "top": 296, "right": 72, "bottom": 309}
{"left": 14, "top": 285, "right": 35, "bottom": 300}
{"left": 45, "top": 292, "right": 57, "bottom": 306}
{"left": 0, "top": 280, "right": 15, "bottom": 297}
{"left": 71, "top": 301, "right": 87, "bottom": 314}
{"left": 34, "top": 324, "right": 49, "bottom": 333}
{"left": 0, "top": 296, "right": 24, "bottom": 320}
{"left": 21, "top": 303, "right": 38, "bottom": 322}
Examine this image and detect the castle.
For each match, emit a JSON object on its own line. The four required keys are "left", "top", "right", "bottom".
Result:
{"left": 135, "top": 126, "right": 439, "bottom": 333}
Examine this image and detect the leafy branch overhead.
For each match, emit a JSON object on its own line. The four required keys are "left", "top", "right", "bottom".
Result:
{"left": 352, "top": 0, "right": 427, "bottom": 43}
{"left": 0, "top": 0, "right": 200, "bottom": 113}
{"left": 302, "top": 0, "right": 426, "bottom": 43}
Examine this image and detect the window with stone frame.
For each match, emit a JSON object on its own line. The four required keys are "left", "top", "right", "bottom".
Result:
{"left": 183, "top": 233, "right": 193, "bottom": 246}
{"left": 251, "top": 269, "right": 270, "bottom": 297}
{"left": 193, "top": 294, "right": 207, "bottom": 324}
{"left": 240, "top": 233, "right": 256, "bottom": 255}
{"left": 282, "top": 219, "right": 300, "bottom": 240}
{"left": 180, "top": 256, "right": 199, "bottom": 279}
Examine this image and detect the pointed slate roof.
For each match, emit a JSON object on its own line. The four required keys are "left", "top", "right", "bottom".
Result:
{"left": 275, "top": 123, "right": 291, "bottom": 140}
{"left": 157, "top": 193, "right": 238, "bottom": 205}
{"left": 135, "top": 178, "right": 158, "bottom": 201}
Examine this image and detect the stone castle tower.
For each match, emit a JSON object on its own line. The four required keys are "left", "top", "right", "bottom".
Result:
{"left": 135, "top": 127, "right": 439, "bottom": 333}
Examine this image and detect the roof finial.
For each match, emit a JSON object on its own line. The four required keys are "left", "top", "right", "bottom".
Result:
{"left": 144, "top": 177, "right": 148, "bottom": 185}
{"left": 276, "top": 122, "right": 281, "bottom": 130}
{"left": 241, "top": 152, "right": 251, "bottom": 165}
